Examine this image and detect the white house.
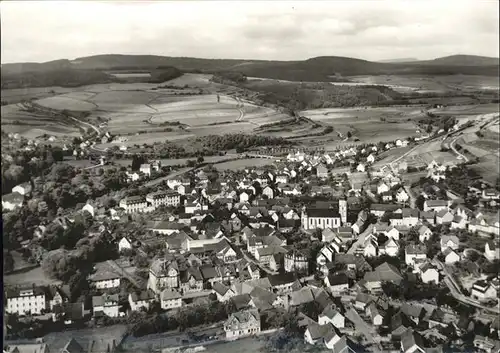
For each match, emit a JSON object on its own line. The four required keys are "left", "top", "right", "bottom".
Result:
{"left": 367, "top": 154, "right": 375, "bottom": 164}
{"left": 396, "top": 188, "right": 409, "bottom": 203}
{"left": 418, "top": 225, "right": 433, "bottom": 242}
{"left": 92, "top": 294, "right": 120, "bottom": 318}
{"left": 440, "top": 235, "right": 459, "bottom": 253}
{"left": 471, "top": 281, "right": 498, "bottom": 301}
{"left": 128, "top": 291, "right": 155, "bottom": 312}
{"left": 357, "top": 163, "right": 366, "bottom": 173}
{"left": 118, "top": 237, "right": 133, "bottom": 252}
{"left": 82, "top": 203, "right": 95, "bottom": 217}
{"left": 485, "top": 241, "right": 499, "bottom": 261}
{"left": 377, "top": 182, "right": 390, "bottom": 195}
{"left": 405, "top": 244, "right": 427, "bottom": 267}
{"left": 2, "top": 192, "right": 24, "bottom": 211}
{"left": 6, "top": 287, "right": 47, "bottom": 316}
{"left": 262, "top": 186, "right": 275, "bottom": 199}
{"left": 443, "top": 248, "right": 460, "bottom": 264}
{"left": 140, "top": 164, "right": 152, "bottom": 177}
{"left": 160, "top": 288, "right": 182, "bottom": 310}
{"left": 418, "top": 262, "right": 440, "bottom": 284}
{"left": 318, "top": 304, "right": 345, "bottom": 329}
{"left": 224, "top": 309, "right": 261, "bottom": 340}
{"left": 119, "top": 196, "right": 149, "bottom": 213}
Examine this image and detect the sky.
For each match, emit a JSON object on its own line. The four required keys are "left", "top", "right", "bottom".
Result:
{"left": 1, "top": 0, "right": 499, "bottom": 64}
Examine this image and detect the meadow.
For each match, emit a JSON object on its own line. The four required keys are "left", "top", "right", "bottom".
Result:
{"left": 4, "top": 266, "right": 61, "bottom": 287}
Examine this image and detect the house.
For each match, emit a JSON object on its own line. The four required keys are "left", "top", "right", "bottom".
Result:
{"left": 357, "top": 163, "right": 366, "bottom": 172}
{"left": 436, "top": 209, "right": 454, "bottom": 225}
{"left": 317, "top": 164, "right": 328, "bottom": 178}
{"left": 284, "top": 251, "right": 308, "bottom": 273}
{"left": 52, "top": 303, "right": 85, "bottom": 325}
{"left": 12, "top": 182, "right": 32, "bottom": 196}
{"left": 140, "top": 163, "right": 152, "bottom": 176}
{"left": 213, "top": 282, "right": 236, "bottom": 302}
{"left": 363, "top": 262, "right": 403, "bottom": 292}
{"left": 89, "top": 263, "right": 121, "bottom": 289}
{"left": 256, "top": 246, "right": 288, "bottom": 266}
{"left": 370, "top": 204, "right": 401, "bottom": 217}
{"left": 2, "top": 192, "right": 24, "bottom": 211}
{"left": 301, "top": 208, "right": 342, "bottom": 230}
{"left": 401, "top": 329, "right": 426, "bottom": 353}
{"left": 118, "top": 237, "right": 133, "bottom": 252}
{"left": 160, "top": 288, "right": 182, "bottom": 310}
{"left": 420, "top": 211, "right": 435, "bottom": 225}
{"left": 128, "top": 290, "right": 155, "bottom": 312}
{"left": 443, "top": 248, "right": 460, "bottom": 264}
{"left": 318, "top": 304, "right": 345, "bottom": 328}
{"left": 304, "top": 322, "right": 340, "bottom": 347}
{"left": 325, "top": 273, "right": 350, "bottom": 293}
{"left": 471, "top": 280, "right": 498, "bottom": 301}
{"left": 147, "top": 258, "right": 179, "bottom": 294}
{"left": 184, "top": 199, "right": 209, "bottom": 214}
{"left": 224, "top": 309, "right": 261, "bottom": 340}
{"left": 363, "top": 238, "right": 379, "bottom": 258}
{"left": 92, "top": 294, "right": 120, "bottom": 318}
{"left": 418, "top": 225, "right": 433, "bottom": 242}
{"left": 180, "top": 267, "right": 204, "bottom": 294}
{"left": 262, "top": 185, "right": 275, "bottom": 199}
{"left": 485, "top": 241, "right": 500, "bottom": 261}
{"left": 417, "top": 262, "right": 439, "bottom": 284}
{"left": 380, "top": 237, "right": 400, "bottom": 257}
{"left": 268, "top": 273, "right": 297, "bottom": 294}
{"left": 440, "top": 235, "right": 459, "bottom": 252}
{"left": 473, "top": 335, "right": 500, "bottom": 353}
{"left": 366, "top": 302, "right": 384, "bottom": 326}
{"left": 402, "top": 208, "right": 419, "bottom": 227}
{"left": 405, "top": 244, "right": 427, "bottom": 267}
{"left": 47, "top": 285, "right": 69, "bottom": 310}
{"left": 367, "top": 154, "right": 375, "bottom": 164}
{"left": 424, "top": 200, "right": 448, "bottom": 212}
{"left": 396, "top": 188, "right": 409, "bottom": 203}
{"left": 377, "top": 181, "right": 390, "bottom": 195}
{"left": 5, "top": 286, "right": 47, "bottom": 315}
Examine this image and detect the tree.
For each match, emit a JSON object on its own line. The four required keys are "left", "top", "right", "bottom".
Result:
{"left": 196, "top": 156, "right": 204, "bottom": 164}
{"left": 51, "top": 148, "right": 64, "bottom": 162}
{"left": 4, "top": 251, "right": 14, "bottom": 273}
{"left": 416, "top": 195, "right": 425, "bottom": 211}
{"left": 347, "top": 131, "right": 352, "bottom": 138}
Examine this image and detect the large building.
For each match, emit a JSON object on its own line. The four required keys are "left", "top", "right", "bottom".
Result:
{"left": 224, "top": 309, "right": 261, "bottom": 340}
{"left": 301, "top": 208, "right": 342, "bottom": 230}
{"left": 284, "top": 251, "right": 309, "bottom": 273}
{"left": 147, "top": 258, "right": 180, "bottom": 294}
{"left": 146, "top": 190, "right": 181, "bottom": 208}
{"left": 6, "top": 286, "right": 47, "bottom": 316}
{"left": 119, "top": 195, "right": 149, "bottom": 213}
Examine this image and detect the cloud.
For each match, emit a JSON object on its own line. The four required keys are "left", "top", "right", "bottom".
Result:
{"left": 0, "top": 0, "right": 498, "bottom": 63}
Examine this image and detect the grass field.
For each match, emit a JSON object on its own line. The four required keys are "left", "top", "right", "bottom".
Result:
{"left": 4, "top": 266, "right": 61, "bottom": 287}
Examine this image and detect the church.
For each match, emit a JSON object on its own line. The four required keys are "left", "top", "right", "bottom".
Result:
{"left": 301, "top": 198, "right": 347, "bottom": 230}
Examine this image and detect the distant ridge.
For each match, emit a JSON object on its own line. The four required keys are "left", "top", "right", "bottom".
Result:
{"left": 378, "top": 58, "right": 418, "bottom": 63}
{"left": 2, "top": 53, "right": 499, "bottom": 89}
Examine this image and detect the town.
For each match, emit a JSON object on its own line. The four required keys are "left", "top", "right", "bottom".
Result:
{"left": 3, "top": 129, "right": 500, "bottom": 353}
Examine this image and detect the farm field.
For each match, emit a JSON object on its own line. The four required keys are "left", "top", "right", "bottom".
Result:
{"left": 348, "top": 75, "right": 500, "bottom": 93}
{"left": 429, "top": 104, "right": 499, "bottom": 116}
{"left": 470, "top": 156, "right": 500, "bottom": 185}
{"left": 4, "top": 266, "right": 62, "bottom": 287}
{"left": 1, "top": 103, "right": 81, "bottom": 137}
{"left": 112, "top": 155, "right": 234, "bottom": 167}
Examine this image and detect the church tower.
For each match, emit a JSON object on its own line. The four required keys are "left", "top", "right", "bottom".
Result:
{"left": 339, "top": 198, "right": 347, "bottom": 225}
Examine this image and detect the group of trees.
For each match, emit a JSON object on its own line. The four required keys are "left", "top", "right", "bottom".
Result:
{"left": 196, "top": 133, "right": 293, "bottom": 151}
{"left": 129, "top": 300, "right": 237, "bottom": 337}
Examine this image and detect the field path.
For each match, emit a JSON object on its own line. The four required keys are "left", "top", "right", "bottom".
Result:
{"left": 229, "top": 96, "right": 245, "bottom": 121}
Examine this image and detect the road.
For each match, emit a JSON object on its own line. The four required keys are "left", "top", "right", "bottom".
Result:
{"left": 433, "top": 259, "right": 500, "bottom": 314}
{"left": 449, "top": 136, "right": 468, "bottom": 162}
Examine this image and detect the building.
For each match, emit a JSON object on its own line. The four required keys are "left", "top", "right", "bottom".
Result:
{"left": 146, "top": 190, "right": 181, "bottom": 208}
{"left": 140, "top": 163, "right": 152, "bottom": 176}
{"left": 284, "top": 251, "right": 309, "bottom": 273}
{"left": 92, "top": 294, "right": 120, "bottom": 318}
{"left": 129, "top": 290, "right": 155, "bottom": 312}
{"left": 302, "top": 208, "right": 342, "bottom": 230}
{"left": 401, "top": 329, "right": 426, "bottom": 353}
{"left": 160, "top": 288, "right": 182, "bottom": 310}
{"left": 418, "top": 262, "right": 440, "bottom": 284}
{"left": 4, "top": 343, "right": 50, "bottom": 353}
{"left": 325, "top": 273, "right": 350, "bottom": 293}
{"left": 471, "top": 280, "right": 498, "bottom": 301}
{"left": 6, "top": 286, "right": 46, "bottom": 315}
{"left": 440, "top": 235, "right": 459, "bottom": 253}
{"left": 418, "top": 225, "right": 433, "bottom": 242}
{"left": 316, "top": 164, "right": 328, "bottom": 178}
{"left": 118, "top": 237, "right": 133, "bottom": 252}
{"left": 147, "top": 258, "right": 179, "bottom": 294}
{"left": 443, "top": 248, "right": 460, "bottom": 264}
{"left": 424, "top": 200, "right": 449, "bottom": 212}
{"left": 119, "top": 196, "right": 149, "bottom": 213}
{"left": 405, "top": 244, "right": 427, "bottom": 267}
{"left": 224, "top": 309, "right": 261, "bottom": 340}
{"left": 485, "top": 241, "right": 500, "bottom": 261}
{"left": 318, "top": 304, "right": 345, "bottom": 328}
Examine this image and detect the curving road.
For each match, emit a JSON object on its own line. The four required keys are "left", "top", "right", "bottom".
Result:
{"left": 433, "top": 259, "right": 499, "bottom": 314}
